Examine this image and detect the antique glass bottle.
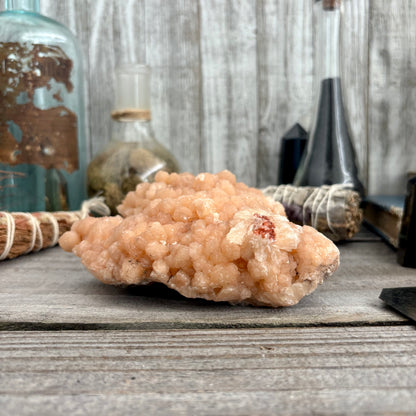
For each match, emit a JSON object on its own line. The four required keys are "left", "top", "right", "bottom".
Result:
{"left": 294, "top": 0, "right": 364, "bottom": 195}
{"left": 0, "top": 0, "right": 87, "bottom": 211}
{"left": 87, "top": 64, "right": 179, "bottom": 214}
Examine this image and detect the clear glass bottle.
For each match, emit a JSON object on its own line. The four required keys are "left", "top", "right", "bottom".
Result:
{"left": 294, "top": 0, "right": 364, "bottom": 195}
{"left": 0, "top": 0, "right": 87, "bottom": 212}
{"left": 87, "top": 64, "right": 179, "bottom": 214}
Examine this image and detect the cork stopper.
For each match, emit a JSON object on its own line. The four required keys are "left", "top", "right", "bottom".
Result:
{"left": 323, "top": 0, "right": 341, "bottom": 10}
{"left": 111, "top": 109, "right": 151, "bottom": 121}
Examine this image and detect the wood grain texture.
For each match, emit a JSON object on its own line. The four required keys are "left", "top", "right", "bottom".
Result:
{"left": 1, "top": 240, "right": 415, "bottom": 329}
{"left": 113, "top": 0, "right": 147, "bottom": 64}
{"left": 1, "top": 326, "right": 416, "bottom": 415}
{"left": 199, "top": 0, "right": 258, "bottom": 186}
{"left": 256, "top": 0, "right": 314, "bottom": 188}
{"left": 144, "top": 0, "right": 201, "bottom": 175}
{"left": 368, "top": 0, "right": 416, "bottom": 194}
{"left": 38, "top": 0, "right": 92, "bottom": 160}
{"left": 85, "top": 0, "right": 117, "bottom": 158}
{"left": 340, "top": 0, "right": 369, "bottom": 188}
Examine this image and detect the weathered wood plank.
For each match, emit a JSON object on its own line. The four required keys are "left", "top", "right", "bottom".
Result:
{"left": 199, "top": 0, "right": 258, "bottom": 185}
{"left": 1, "top": 240, "right": 415, "bottom": 329}
{"left": 84, "top": 0, "right": 117, "bottom": 157}
{"left": 2, "top": 327, "right": 416, "bottom": 371}
{"left": 2, "top": 389, "right": 416, "bottom": 416}
{"left": 340, "top": 0, "right": 369, "bottom": 189}
{"left": 112, "top": 0, "right": 146, "bottom": 64}
{"left": 82, "top": 0, "right": 201, "bottom": 173}
{"left": 256, "top": 0, "right": 314, "bottom": 188}
{"left": 144, "top": 0, "right": 201, "bottom": 175}
{"left": 83, "top": 0, "right": 148, "bottom": 159}
{"left": 368, "top": 0, "right": 416, "bottom": 194}
{"left": 0, "top": 326, "right": 416, "bottom": 415}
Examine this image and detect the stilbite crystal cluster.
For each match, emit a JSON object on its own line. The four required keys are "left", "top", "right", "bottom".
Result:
{"left": 60, "top": 170, "right": 340, "bottom": 307}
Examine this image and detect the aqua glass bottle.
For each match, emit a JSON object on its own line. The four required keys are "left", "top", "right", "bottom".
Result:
{"left": 0, "top": 0, "right": 87, "bottom": 211}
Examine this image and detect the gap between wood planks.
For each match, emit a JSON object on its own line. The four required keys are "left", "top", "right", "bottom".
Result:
{"left": 0, "top": 319, "right": 411, "bottom": 332}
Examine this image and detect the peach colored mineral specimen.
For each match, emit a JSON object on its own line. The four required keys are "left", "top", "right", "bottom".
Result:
{"left": 60, "top": 170, "right": 340, "bottom": 307}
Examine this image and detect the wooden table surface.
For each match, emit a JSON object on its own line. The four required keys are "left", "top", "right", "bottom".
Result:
{"left": 1, "top": 228, "right": 416, "bottom": 415}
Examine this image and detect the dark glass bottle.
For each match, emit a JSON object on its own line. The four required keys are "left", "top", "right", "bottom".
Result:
{"left": 294, "top": 0, "right": 364, "bottom": 195}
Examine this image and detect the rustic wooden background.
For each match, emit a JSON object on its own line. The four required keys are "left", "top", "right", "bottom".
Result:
{"left": 3, "top": 0, "right": 415, "bottom": 194}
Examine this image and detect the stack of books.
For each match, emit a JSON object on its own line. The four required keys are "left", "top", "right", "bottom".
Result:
{"left": 362, "top": 195, "right": 404, "bottom": 248}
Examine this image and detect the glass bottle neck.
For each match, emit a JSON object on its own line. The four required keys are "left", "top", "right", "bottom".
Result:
{"left": 318, "top": 7, "right": 340, "bottom": 80}
{"left": 112, "top": 118, "right": 155, "bottom": 144}
{"left": 5, "top": 0, "right": 40, "bottom": 12}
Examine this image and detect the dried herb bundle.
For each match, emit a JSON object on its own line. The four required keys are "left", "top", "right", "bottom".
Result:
{"left": 0, "top": 198, "right": 109, "bottom": 260}
{"left": 263, "top": 184, "right": 362, "bottom": 241}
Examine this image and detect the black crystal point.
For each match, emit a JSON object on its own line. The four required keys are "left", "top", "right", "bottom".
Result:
{"left": 278, "top": 123, "right": 308, "bottom": 185}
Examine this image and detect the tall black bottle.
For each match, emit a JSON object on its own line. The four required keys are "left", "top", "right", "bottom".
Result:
{"left": 294, "top": 0, "right": 364, "bottom": 195}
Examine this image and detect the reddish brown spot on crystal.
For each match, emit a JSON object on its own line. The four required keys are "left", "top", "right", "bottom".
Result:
{"left": 253, "top": 214, "right": 276, "bottom": 241}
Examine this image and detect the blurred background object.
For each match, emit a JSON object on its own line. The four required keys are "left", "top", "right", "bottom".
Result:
{"left": 0, "top": 0, "right": 87, "bottom": 212}
{"left": 0, "top": 0, "right": 414, "bottom": 196}
{"left": 87, "top": 64, "right": 179, "bottom": 214}
{"left": 294, "top": 0, "right": 364, "bottom": 195}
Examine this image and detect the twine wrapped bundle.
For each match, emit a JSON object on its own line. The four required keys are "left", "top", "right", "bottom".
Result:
{"left": 0, "top": 198, "right": 109, "bottom": 261}
{"left": 263, "top": 184, "right": 362, "bottom": 241}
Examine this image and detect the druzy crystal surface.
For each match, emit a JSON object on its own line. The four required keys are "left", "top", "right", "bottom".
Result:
{"left": 60, "top": 171, "right": 339, "bottom": 307}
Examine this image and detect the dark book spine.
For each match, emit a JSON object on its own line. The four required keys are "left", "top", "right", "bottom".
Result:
{"left": 397, "top": 176, "right": 416, "bottom": 268}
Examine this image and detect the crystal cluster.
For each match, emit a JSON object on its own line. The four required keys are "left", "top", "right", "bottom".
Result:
{"left": 60, "top": 170, "right": 339, "bottom": 307}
